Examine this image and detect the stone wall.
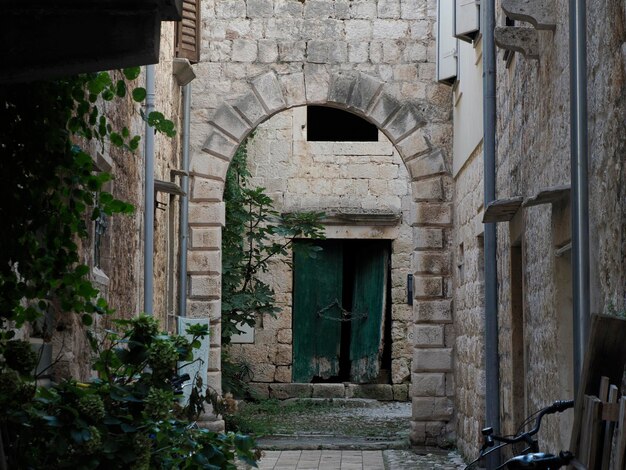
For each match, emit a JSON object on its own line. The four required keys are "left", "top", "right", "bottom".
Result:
{"left": 187, "top": 0, "right": 455, "bottom": 442}
{"left": 491, "top": 0, "right": 626, "bottom": 454}
{"left": 452, "top": 143, "right": 485, "bottom": 457}
{"left": 51, "top": 23, "right": 187, "bottom": 380}
{"left": 227, "top": 106, "right": 414, "bottom": 397}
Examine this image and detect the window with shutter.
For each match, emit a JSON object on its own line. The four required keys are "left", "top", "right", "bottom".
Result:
{"left": 454, "top": 0, "right": 480, "bottom": 43}
{"left": 437, "top": 0, "right": 458, "bottom": 84}
{"left": 175, "top": 0, "right": 201, "bottom": 64}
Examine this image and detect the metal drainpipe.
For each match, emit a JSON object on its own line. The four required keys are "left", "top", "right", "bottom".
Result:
{"left": 483, "top": 0, "right": 501, "bottom": 467}
{"left": 144, "top": 64, "right": 156, "bottom": 316}
{"left": 569, "top": 0, "right": 590, "bottom": 395}
{"left": 178, "top": 83, "right": 191, "bottom": 318}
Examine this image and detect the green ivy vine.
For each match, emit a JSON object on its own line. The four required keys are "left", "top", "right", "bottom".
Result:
{"left": 0, "top": 68, "right": 174, "bottom": 332}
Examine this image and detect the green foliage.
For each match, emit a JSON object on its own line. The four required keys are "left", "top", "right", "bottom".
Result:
{"left": 221, "top": 136, "right": 325, "bottom": 348}
{"left": 0, "top": 316, "right": 259, "bottom": 469}
{"left": 0, "top": 68, "right": 174, "bottom": 330}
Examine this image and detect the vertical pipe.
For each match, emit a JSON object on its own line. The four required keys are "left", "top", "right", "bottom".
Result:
{"left": 482, "top": 0, "right": 500, "bottom": 467}
{"left": 178, "top": 83, "right": 191, "bottom": 318}
{"left": 569, "top": 0, "right": 590, "bottom": 394}
{"left": 144, "top": 64, "right": 156, "bottom": 315}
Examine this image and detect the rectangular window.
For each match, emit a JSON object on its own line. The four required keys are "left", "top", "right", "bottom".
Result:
{"left": 306, "top": 106, "right": 378, "bottom": 142}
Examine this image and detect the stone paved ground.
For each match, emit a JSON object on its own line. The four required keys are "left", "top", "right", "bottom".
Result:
{"left": 250, "top": 449, "right": 466, "bottom": 469}
{"left": 233, "top": 399, "right": 467, "bottom": 469}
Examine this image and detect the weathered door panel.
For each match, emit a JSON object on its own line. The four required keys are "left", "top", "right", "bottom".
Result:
{"left": 292, "top": 241, "right": 343, "bottom": 383}
{"left": 349, "top": 242, "right": 388, "bottom": 383}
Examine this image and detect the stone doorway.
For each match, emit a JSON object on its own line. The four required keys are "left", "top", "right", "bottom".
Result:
{"left": 292, "top": 239, "right": 391, "bottom": 385}
{"left": 187, "top": 69, "right": 455, "bottom": 444}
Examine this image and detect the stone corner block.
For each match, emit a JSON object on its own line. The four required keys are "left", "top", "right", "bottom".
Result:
{"left": 413, "top": 275, "right": 443, "bottom": 298}
{"left": 189, "top": 201, "right": 226, "bottom": 226}
{"left": 410, "top": 420, "right": 451, "bottom": 446}
{"left": 412, "top": 397, "right": 454, "bottom": 420}
{"left": 191, "top": 177, "right": 224, "bottom": 202}
{"left": 413, "top": 324, "right": 445, "bottom": 347}
{"left": 412, "top": 348, "right": 453, "bottom": 372}
{"left": 410, "top": 372, "right": 446, "bottom": 397}
{"left": 414, "top": 299, "right": 453, "bottom": 323}
{"left": 189, "top": 273, "right": 221, "bottom": 299}
{"left": 251, "top": 72, "right": 287, "bottom": 114}
{"left": 413, "top": 202, "right": 453, "bottom": 226}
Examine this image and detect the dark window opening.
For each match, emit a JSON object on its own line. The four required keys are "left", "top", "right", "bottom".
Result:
{"left": 307, "top": 106, "right": 378, "bottom": 142}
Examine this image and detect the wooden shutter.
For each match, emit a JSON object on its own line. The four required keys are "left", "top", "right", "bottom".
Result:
{"left": 437, "top": 0, "right": 458, "bottom": 84}
{"left": 292, "top": 241, "right": 343, "bottom": 383}
{"left": 454, "top": 0, "right": 480, "bottom": 43}
{"left": 176, "top": 0, "right": 200, "bottom": 63}
{"left": 349, "top": 242, "right": 388, "bottom": 383}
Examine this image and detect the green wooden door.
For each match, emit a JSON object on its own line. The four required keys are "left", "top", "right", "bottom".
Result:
{"left": 292, "top": 241, "right": 343, "bottom": 383}
{"left": 350, "top": 242, "right": 388, "bottom": 383}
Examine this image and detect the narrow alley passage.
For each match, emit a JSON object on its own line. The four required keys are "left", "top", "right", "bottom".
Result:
{"left": 233, "top": 399, "right": 465, "bottom": 469}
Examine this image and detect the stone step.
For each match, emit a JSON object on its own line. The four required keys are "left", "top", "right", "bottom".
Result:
{"left": 256, "top": 435, "right": 410, "bottom": 451}
{"left": 249, "top": 382, "right": 410, "bottom": 401}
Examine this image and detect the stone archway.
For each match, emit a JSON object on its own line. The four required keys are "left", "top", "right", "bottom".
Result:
{"left": 186, "top": 69, "right": 454, "bottom": 444}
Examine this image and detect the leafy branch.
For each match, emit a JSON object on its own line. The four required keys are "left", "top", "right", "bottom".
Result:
{"left": 221, "top": 136, "right": 325, "bottom": 347}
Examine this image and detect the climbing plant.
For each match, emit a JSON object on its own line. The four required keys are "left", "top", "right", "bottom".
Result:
{"left": 221, "top": 136, "right": 325, "bottom": 347}
{"left": 0, "top": 71, "right": 259, "bottom": 469}
{"left": 0, "top": 68, "right": 173, "bottom": 331}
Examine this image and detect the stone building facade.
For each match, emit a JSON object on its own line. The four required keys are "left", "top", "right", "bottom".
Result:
{"left": 227, "top": 107, "right": 416, "bottom": 400}
{"left": 186, "top": 0, "right": 456, "bottom": 443}
{"left": 438, "top": 0, "right": 626, "bottom": 459}
{"left": 49, "top": 22, "right": 193, "bottom": 381}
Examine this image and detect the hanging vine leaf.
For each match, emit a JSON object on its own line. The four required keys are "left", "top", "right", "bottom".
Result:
{"left": 131, "top": 87, "right": 146, "bottom": 102}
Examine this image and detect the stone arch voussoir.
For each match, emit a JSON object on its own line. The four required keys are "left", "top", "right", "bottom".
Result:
{"left": 187, "top": 67, "right": 455, "bottom": 442}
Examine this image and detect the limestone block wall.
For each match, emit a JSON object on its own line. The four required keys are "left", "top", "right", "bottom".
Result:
{"left": 227, "top": 106, "right": 415, "bottom": 391}
{"left": 452, "top": 144, "right": 485, "bottom": 457}
{"left": 187, "top": 0, "right": 455, "bottom": 442}
{"left": 51, "top": 23, "right": 186, "bottom": 380}
{"left": 491, "top": 0, "right": 626, "bottom": 453}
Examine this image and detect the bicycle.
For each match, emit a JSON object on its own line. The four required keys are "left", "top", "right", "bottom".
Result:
{"left": 464, "top": 400, "right": 581, "bottom": 469}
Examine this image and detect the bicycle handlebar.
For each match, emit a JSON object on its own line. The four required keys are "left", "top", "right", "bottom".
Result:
{"left": 466, "top": 400, "right": 576, "bottom": 469}
{"left": 483, "top": 400, "right": 574, "bottom": 447}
